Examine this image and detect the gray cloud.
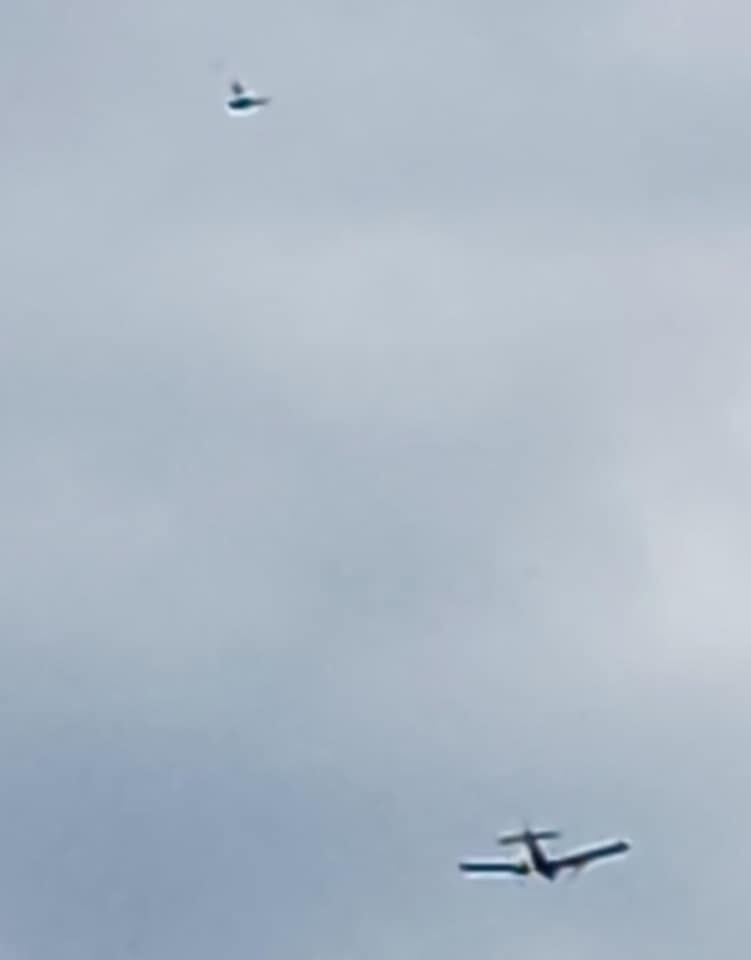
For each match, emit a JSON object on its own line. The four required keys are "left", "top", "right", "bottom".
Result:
{"left": 2, "top": 1, "right": 751, "bottom": 958}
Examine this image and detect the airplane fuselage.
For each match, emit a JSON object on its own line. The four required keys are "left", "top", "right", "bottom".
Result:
{"left": 524, "top": 833, "right": 557, "bottom": 881}
{"left": 226, "top": 94, "right": 271, "bottom": 113}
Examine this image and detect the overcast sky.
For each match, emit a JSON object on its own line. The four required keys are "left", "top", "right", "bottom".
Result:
{"left": 3, "top": 1, "right": 751, "bottom": 957}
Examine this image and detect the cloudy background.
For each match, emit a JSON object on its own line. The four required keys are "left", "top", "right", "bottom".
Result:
{"left": 3, "top": 0, "right": 751, "bottom": 956}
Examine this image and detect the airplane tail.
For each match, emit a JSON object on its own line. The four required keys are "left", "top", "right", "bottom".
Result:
{"left": 498, "top": 829, "right": 560, "bottom": 846}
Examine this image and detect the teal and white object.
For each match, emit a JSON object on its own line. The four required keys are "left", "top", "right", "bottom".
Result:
{"left": 225, "top": 79, "right": 271, "bottom": 116}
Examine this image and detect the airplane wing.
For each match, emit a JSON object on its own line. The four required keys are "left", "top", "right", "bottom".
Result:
{"left": 459, "top": 859, "right": 530, "bottom": 876}
{"left": 550, "top": 839, "right": 630, "bottom": 871}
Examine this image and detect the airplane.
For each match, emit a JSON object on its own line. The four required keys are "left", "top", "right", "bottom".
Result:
{"left": 459, "top": 826, "right": 630, "bottom": 882}
{"left": 225, "top": 80, "right": 271, "bottom": 116}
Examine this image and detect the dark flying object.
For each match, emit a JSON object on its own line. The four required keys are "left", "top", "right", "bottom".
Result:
{"left": 459, "top": 825, "right": 630, "bottom": 883}
{"left": 225, "top": 79, "right": 271, "bottom": 115}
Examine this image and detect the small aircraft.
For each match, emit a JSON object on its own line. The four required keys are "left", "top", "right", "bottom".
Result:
{"left": 459, "top": 826, "right": 630, "bottom": 882}
{"left": 225, "top": 80, "right": 271, "bottom": 115}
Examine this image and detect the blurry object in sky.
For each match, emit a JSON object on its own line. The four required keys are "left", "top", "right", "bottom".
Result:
{"left": 225, "top": 79, "right": 271, "bottom": 116}
{"left": 460, "top": 825, "right": 631, "bottom": 883}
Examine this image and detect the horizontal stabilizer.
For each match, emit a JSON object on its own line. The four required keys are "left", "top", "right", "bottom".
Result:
{"left": 498, "top": 829, "right": 560, "bottom": 846}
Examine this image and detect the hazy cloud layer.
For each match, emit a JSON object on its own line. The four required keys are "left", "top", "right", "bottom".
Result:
{"left": 3, "top": 2, "right": 751, "bottom": 958}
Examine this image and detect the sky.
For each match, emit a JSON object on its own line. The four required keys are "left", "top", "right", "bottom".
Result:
{"left": 3, "top": 1, "right": 751, "bottom": 957}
